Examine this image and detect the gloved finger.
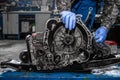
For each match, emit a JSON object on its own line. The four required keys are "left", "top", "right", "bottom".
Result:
{"left": 94, "top": 35, "right": 99, "bottom": 40}
{"left": 102, "top": 37, "right": 106, "bottom": 42}
{"left": 94, "top": 30, "right": 100, "bottom": 40}
{"left": 69, "top": 14, "right": 75, "bottom": 30}
{"left": 65, "top": 15, "right": 70, "bottom": 29}
{"left": 95, "top": 30, "right": 99, "bottom": 35}
{"left": 95, "top": 37, "right": 103, "bottom": 43}
{"left": 72, "top": 15, "right": 76, "bottom": 30}
{"left": 62, "top": 14, "right": 66, "bottom": 24}
{"left": 69, "top": 16, "right": 72, "bottom": 30}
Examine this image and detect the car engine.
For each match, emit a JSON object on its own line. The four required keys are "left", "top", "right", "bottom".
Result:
{"left": 19, "top": 16, "right": 111, "bottom": 71}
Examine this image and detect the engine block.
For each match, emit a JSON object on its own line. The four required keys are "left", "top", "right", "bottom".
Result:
{"left": 21, "top": 17, "right": 110, "bottom": 71}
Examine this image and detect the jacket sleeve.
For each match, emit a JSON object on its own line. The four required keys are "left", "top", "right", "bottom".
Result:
{"left": 101, "top": 0, "right": 120, "bottom": 29}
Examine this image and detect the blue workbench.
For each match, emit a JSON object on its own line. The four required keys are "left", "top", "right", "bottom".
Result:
{"left": 0, "top": 58, "right": 120, "bottom": 80}
{"left": 0, "top": 70, "right": 120, "bottom": 80}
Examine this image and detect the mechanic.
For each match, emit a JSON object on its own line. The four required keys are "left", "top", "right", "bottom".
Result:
{"left": 61, "top": 0, "right": 119, "bottom": 43}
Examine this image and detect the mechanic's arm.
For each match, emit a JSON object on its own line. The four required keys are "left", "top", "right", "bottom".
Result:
{"left": 101, "top": 0, "right": 119, "bottom": 29}
{"left": 95, "top": 0, "right": 119, "bottom": 43}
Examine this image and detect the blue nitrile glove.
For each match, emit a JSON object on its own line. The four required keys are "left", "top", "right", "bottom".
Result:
{"left": 95, "top": 26, "right": 108, "bottom": 43}
{"left": 60, "top": 11, "right": 76, "bottom": 30}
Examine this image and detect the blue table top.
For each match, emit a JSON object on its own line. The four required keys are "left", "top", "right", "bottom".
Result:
{"left": 0, "top": 68, "right": 120, "bottom": 80}
{"left": 0, "top": 64, "right": 120, "bottom": 80}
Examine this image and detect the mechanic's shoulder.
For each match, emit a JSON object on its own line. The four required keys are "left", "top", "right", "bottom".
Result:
{"left": 104, "top": 0, "right": 119, "bottom": 4}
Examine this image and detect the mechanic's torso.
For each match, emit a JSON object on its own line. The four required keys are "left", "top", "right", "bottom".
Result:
{"left": 71, "top": 0, "right": 99, "bottom": 29}
{"left": 71, "top": 0, "right": 97, "bottom": 22}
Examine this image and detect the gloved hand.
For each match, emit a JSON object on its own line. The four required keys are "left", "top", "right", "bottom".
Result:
{"left": 94, "top": 26, "right": 108, "bottom": 43}
{"left": 60, "top": 11, "right": 76, "bottom": 30}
